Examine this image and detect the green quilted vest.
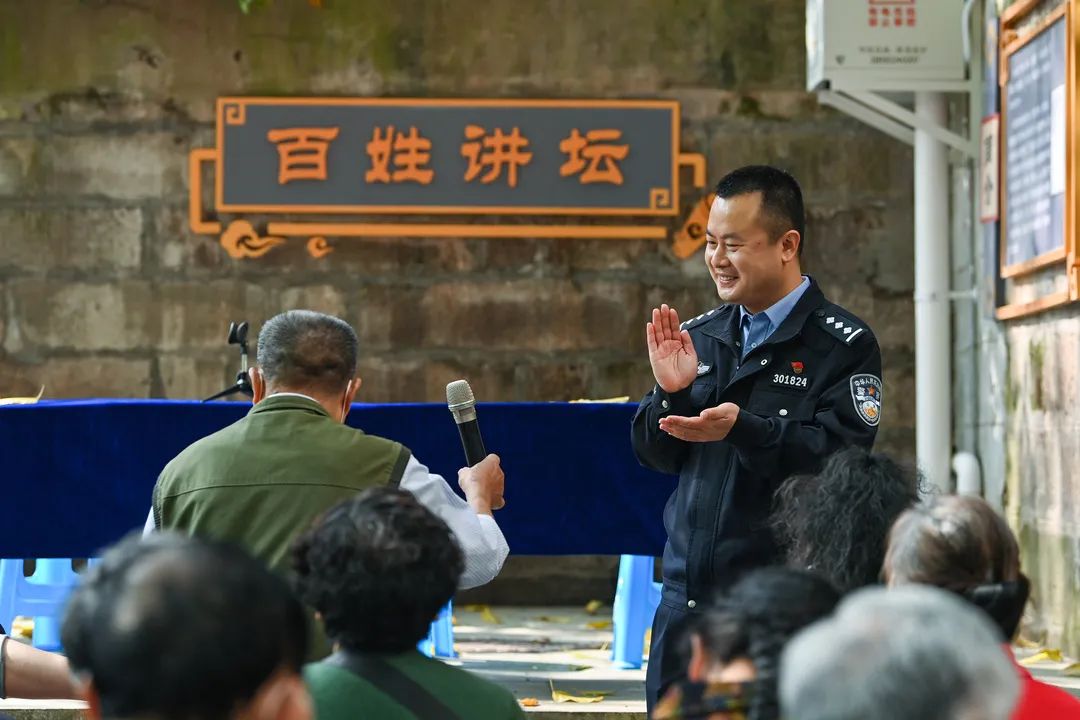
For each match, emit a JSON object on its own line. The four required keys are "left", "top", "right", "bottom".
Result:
{"left": 153, "top": 394, "right": 410, "bottom": 575}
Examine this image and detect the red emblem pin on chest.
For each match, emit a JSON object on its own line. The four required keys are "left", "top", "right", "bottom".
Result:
{"left": 791, "top": 361, "right": 804, "bottom": 374}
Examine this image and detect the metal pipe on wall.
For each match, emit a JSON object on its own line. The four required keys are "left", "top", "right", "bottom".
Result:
{"left": 915, "top": 91, "right": 953, "bottom": 492}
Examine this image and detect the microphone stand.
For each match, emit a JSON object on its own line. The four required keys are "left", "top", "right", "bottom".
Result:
{"left": 203, "top": 322, "right": 254, "bottom": 402}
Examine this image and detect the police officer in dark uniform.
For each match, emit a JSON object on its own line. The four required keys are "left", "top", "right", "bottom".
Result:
{"left": 633, "top": 166, "right": 882, "bottom": 710}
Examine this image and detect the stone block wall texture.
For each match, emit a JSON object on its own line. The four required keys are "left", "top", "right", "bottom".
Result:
{"left": 1004, "top": 308, "right": 1080, "bottom": 655}
{"left": 0, "top": 0, "right": 916, "bottom": 454}
{"left": 0, "top": 0, "right": 917, "bottom": 601}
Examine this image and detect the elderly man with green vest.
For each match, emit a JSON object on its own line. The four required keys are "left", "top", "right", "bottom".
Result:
{"left": 144, "top": 310, "right": 509, "bottom": 590}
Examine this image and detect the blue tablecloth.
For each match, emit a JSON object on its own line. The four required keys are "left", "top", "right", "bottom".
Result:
{"left": 0, "top": 400, "right": 675, "bottom": 559}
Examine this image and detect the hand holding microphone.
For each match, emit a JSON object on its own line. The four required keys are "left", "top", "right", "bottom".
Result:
{"left": 447, "top": 380, "right": 505, "bottom": 513}
{"left": 458, "top": 455, "right": 505, "bottom": 514}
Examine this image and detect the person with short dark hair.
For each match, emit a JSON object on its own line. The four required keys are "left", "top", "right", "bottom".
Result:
{"left": 62, "top": 533, "right": 311, "bottom": 720}
{"left": 653, "top": 568, "right": 840, "bottom": 720}
{"left": 632, "top": 165, "right": 882, "bottom": 708}
{"left": 294, "top": 486, "right": 525, "bottom": 720}
{"left": 772, "top": 446, "right": 921, "bottom": 594}
{"left": 147, "top": 310, "right": 509, "bottom": 617}
{"left": 884, "top": 495, "right": 1080, "bottom": 718}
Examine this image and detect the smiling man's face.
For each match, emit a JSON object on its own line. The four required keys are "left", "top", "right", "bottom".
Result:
{"left": 704, "top": 191, "right": 801, "bottom": 314}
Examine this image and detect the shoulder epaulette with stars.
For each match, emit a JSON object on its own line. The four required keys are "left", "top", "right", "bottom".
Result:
{"left": 680, "top": 306, "right": 724, "bottom": 331}
{"left": 813, "top": 306, "right": 869, "bottom": 345}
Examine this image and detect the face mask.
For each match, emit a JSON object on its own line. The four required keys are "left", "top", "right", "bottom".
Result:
{"left": 652, "top": 680, "right": 753, "bottom": 720}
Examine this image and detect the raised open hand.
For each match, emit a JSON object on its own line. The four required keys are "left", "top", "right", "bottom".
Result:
{"left": 647, "top": 304, "right": 698, "bottom": 393}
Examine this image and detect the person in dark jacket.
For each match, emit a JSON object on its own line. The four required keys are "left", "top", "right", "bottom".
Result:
{"left": 632, "top": 165, "right": 881, "bottom": 708}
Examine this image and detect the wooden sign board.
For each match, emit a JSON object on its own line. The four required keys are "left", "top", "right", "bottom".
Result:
{"left": 189, "top": 98, "right": 708, "bottom": 259}
{"left": 996, "top": 0, "right": 1078, "bottom": 320}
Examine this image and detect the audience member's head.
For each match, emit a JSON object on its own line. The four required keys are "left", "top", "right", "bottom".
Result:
{"left": 252, "top": 310, "right": 361, "bottom": 419}
{"left": 292, "top": 486, "right": 464, "bottom": 654}
{"left": 772, "top": 446, "right": 922, "bottom": 593}
{"left": 884, "top": 494, "right": 1029, "bottom": 640}
{"left": 656, "top": 568, "right": 840, "bottom": 720}
{"left": 780, "top": 585, "right": 1019, "bottom": 720}
{"left": 62, "top": 533, "right": 310, "bottom": 720}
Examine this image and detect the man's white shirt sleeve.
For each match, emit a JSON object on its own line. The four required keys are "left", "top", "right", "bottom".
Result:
{"left": 398, "top": 454, "right": 509, "bottom": 589}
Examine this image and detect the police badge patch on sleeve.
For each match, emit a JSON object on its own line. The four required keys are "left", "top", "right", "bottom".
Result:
{"left": 850, "top": 374, "right": 882, "bottom": 427}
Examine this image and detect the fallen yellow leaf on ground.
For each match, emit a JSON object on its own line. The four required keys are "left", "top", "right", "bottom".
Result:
{"left": 584, "top": 600, "right": 604, "bottom": 615}
{"left": 520, "top": 698, "right": 540, "bottom": 707}
{"left": 536, "top": 615, "right": 571, "bottom": 623}
{"left": 586, "top": 620, "right": 613, "bottom": 630}
{"left": 551, "top": 690, "right": 609, "bottom": 703}
{"left": 549, "top": 679, "right": 610, "bottom": 703}
{"left": 11, "top": 617, "right": 33, "bottom": 639}
{"left": 1019, "top": 649, "right": 1064, "bottom": 665}
{"left": 460, "top": 604, "right": 501, "bottom": 624}
{"left": 1063, "top": 663, "right": 1080, "bottom": 677}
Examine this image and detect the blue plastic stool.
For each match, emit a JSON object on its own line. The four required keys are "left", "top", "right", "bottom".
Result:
{"left": 0, "top": 559, "right": 81, "bottom": 651}
{"left": 418, "top": 601, "right": 455, "bottom": 658}
{"left": 611, "top": 555, "right": 662, "bottom": 669}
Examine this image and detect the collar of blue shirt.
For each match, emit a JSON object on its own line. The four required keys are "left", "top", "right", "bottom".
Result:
{"left": 739, "top": 275, "right": 811, "bottom": 339}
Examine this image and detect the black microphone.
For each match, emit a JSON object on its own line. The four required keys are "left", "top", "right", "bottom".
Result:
{"left": 446, "top": 379, "right": 487, "bottom": 466}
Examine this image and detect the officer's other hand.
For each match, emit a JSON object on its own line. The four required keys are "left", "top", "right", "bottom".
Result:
{"left": 458, "top": 453, "right": 506, "bottom": 515}
{"left": 647, "top": 304, "right": 699, "bottom": 393}
{"left": 659, "top": 402, "right": 740, "bottom": 442}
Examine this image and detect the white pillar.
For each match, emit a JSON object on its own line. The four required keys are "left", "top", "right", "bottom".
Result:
{"left": 914, "top": 92, "right": 952, "bottom": 492}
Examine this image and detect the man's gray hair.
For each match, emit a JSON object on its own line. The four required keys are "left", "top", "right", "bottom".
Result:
{"left": 256, "top": 310, "right": 359, "bottom": 394}
{"left": 780, "top": 585, "right": 1019, "bottom": 720}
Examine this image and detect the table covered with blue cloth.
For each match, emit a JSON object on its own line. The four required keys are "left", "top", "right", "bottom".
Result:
{"left": 0, "top": 400, "right": 676, "bottom": 559}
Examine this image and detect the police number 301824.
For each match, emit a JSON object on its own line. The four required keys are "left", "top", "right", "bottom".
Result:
{"left": 773, "top": 373, "right": 808, "bottom": 388}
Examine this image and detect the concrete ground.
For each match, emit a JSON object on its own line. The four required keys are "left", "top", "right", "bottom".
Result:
{"left": 3, "top": 606, "right": 1079, "bottom": 720}
{"left": 451, "top": 605, "right": 646, "bottom": 719}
